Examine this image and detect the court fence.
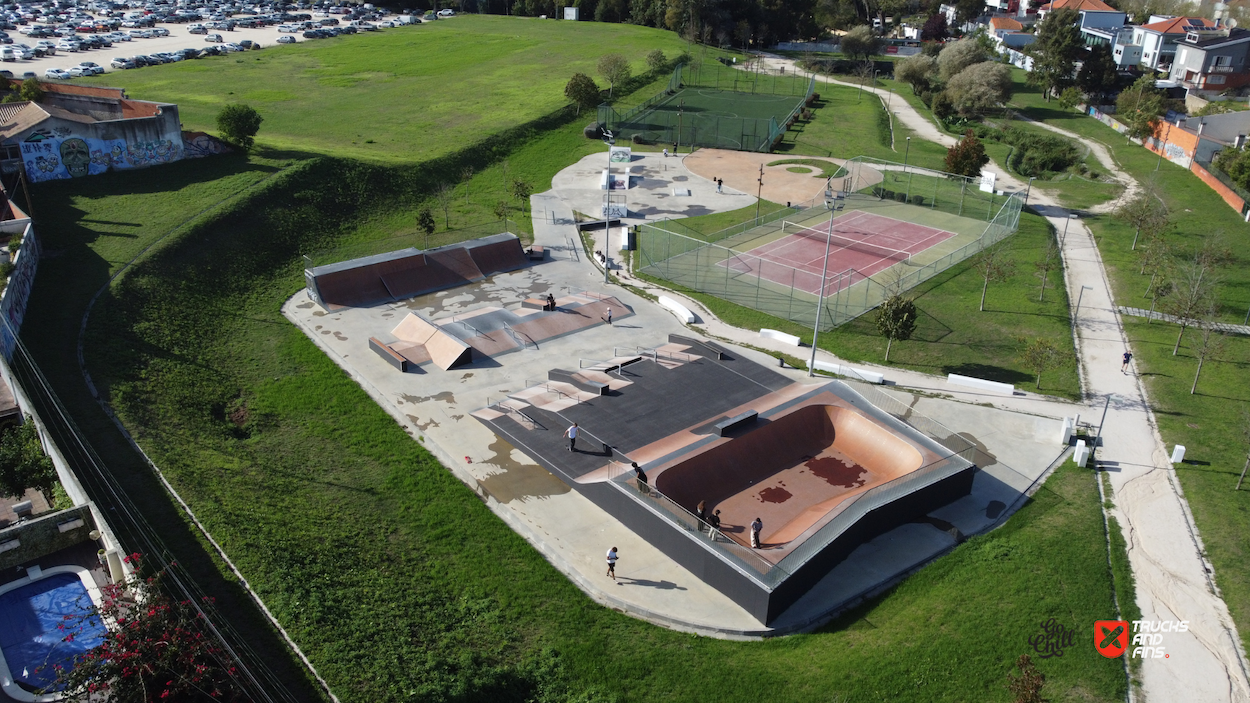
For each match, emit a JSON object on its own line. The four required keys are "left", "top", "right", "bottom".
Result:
{"left": 597, "top": 61, "right": 815, "bottom": 153}
{"left": 635, "top": 156, "right": 1023, "bottom": 331}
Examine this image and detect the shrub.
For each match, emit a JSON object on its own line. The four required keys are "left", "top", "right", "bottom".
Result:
{"left": 931, "top": 91, "right": 955, "bottom": 120}
{"left": 583, "top": 122, "right": 603, "bottom": 139}
{"left": 910, "top": 194, "right": 925, "bottom": 206}
{"left": 894, "top": 191, "right": 908, "bottom": 202}
{"left": 215, "top": 103, "right": 263, "bottom": 150}
{"left": 630, "top": 133, "right": 649, "bottom": 145}
{"left": 1004, "top": 127, "right": 1079, "bottom": 176}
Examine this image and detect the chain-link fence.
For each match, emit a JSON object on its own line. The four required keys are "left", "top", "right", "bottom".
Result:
{"left": 636, "top": 156, "right": 1023, "bottom": 331}
{"left": 597, "top": 61, "right": 815, "bottom": 152}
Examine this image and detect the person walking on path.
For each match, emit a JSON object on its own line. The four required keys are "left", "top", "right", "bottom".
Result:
{"left": 662, "top": 148, "right": 669, "bottom": 158}
{"left": 606, "top": 547, "right": 618, "bottom": 580}
{"left": 696, "top": 500, "right": 707, "bottom": 522}
{"left": 708, "top": 509, "right": 721, "bottom": 534}
{"left": 606, "top": 307, "right": 613, "bottom": 326}
{"left": 1122, "top": 350, "right": 1133, "bottom": 374}
{"left": 750, "top": 517, "right": 763, "bottom": 548}
{"left": 716, "top": 178, "right": 723, "bottom": 193}
{"left": 564, "top": 422, "right": 580, "bottom": 452}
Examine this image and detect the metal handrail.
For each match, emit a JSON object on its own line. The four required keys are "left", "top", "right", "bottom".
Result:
{"left": 503, "top": 324, "right": 533, "bottom": 350}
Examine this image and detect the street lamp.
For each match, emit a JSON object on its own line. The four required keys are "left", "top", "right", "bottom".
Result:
{"left": 904, "top": 137, "right": 913, "bottom": 199}
{"left": 1075, "top": 284, "right": 1093, "bottom": 318}
{"left": 1060, "top": 213, "right": 1077, "bottom": 247}
{"left": 807, "top": 198, "right": 839, "bottom": 377}
{"left": 603, "top": 130, "right": 615, "bottom": 284}
{"left": 1024, "top": 177, "right": 1035, "bottom": 207}
{"left": 755, "top": 163, "right": 764, "bottom": 223}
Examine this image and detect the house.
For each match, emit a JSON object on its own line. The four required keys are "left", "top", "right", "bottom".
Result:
{"left": 1169, "top": 27, "right": 1250, "bottom": 91}
{"left": 1037, "top": 0, "right": 1127, "bottom": 45}
{"left": 1001, "top": 33, "right": 1038, "bottom": 69}
{"left": 990, "top": 16, "right": 1024, "bottom": 38}
{"left": 1132, "top": 16, "right": 1217, "bottom": 71}
{"left": 985, "top": 0, "right": 1039, "bottom": 18}
{"left": 0, "top": 81, "right": 184, "bottom": 183}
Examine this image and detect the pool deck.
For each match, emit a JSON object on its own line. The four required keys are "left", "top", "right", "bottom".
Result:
{"left": 284, "top": 241, "right": 1071, "bottom": 636}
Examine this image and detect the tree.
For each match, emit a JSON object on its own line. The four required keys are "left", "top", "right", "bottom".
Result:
{"left": 1018, "top": 337, "right": 1068, "bottom": 390}
{"left": 52, "top": 554, "right": 247, "bottom": 702}
{"left": 1190, "top": 316, "right": 1226, "bottom": 394}
{"left": 840, "top": 25, "right": 881, "bottom": 60}
{"left": 1006, "top": 654, "right": 1047, "bottom": 703}
{"left": 461, "top": 165, "right": 475, "bottom": 205}
{"left": 510, "top": 178, "right": 533, "bottom": 212}
{"left": 875, "top": 294, "right": 918, "bottom": 362}
{"left": 895, "top": 54, "right": 937, "bottom": 95}
{"left": 1027, "top": 8, "right": 1081, "bottom": 100}
{"left": 945, "top": 129, "right": 989, "bottom": 177}
{"left": 1215, "top": 145, "right": 1250, "bottom": 191}
{"left": 1237, "top": 406, "right": 1250, "bottom": 490}
{"left": 955, "top": 0, "right": 984, "bottom": 25}
{"left": 937, "top": 38, "right": 987, "bottom": 81}
{"left": 1116, "top": 74, "right": 1168, "bottom": 140}
{"left": 493, "top": 199, "right": 511, "bottom": 228}
{"left": 921, "top": 13, "right": 949, "bottom": 41}
{"left": 1035, "top": 234, "right": 1060, "bottom": 302}
{"left": 1114, "top": 191, "right": 1168, "bottom": 250}
{"left": 0, "top": 417, "right": 56, "bottom": 505}
{"left": 974, "top": 242, "right": 1016, "bottom": 311}
{"left": 945, "top": 62, "right": 1014, "bottom": 116}
{"left": 16, "top": 77, "right": 43, "bottom": 103}
{"left": 564, "top": 72, "right": 601, "bottom": 116}
{"left": 646, "top": 49, "right": 667, "bottom": 73}
{"left": 1162, "top": 259, "right": 1218, "bottom": 355}
{"left": 215, "top": 103, "right": 263, "bottom": 150}
{"left": 597, "top": 54, "right": 631, "bottom": 97}
{"left": 435, "top": 183, "right": 454, "bottom": 229}
{"left": 1057, "top": 86, "right": 1083, "bottom": 110}
{"left": 418, "top": 207, "right": 435, "bottom": 247}
{"left": 1076, "top": 44, "right": 1116, "bottom": 102}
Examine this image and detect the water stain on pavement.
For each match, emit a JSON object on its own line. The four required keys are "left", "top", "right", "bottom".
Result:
{"left": 406, "top": 413, "right": 439, "bottom": 431}
{"left": 758, "top": 486, "right": 792, "bottom": 503}
{"left": 476, "top": 437, "right": 570, "bottom": 503}
{"left": 400, "top": 392, "right": 456, "bottom": 405}
{"left": 806, "top": 456, "right": 867, "bottom": 488}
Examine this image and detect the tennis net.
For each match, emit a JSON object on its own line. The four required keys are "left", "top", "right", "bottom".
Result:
{"left": 781, "top": 221, "right": 913, "bottom": 265}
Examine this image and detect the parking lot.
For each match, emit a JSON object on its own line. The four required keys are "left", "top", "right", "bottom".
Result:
{"left": 3, "top": 11, "right": 419, "bottom": 78}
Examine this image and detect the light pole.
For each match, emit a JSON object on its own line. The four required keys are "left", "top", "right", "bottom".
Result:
{"left": 755, "top": 163, "right": 764, "bottom": 223}
{"left": 1024, "top": 177, "right": 1035, "bottom": 207}
{"left": 807, "top": 198, "right": 838, "bottom": 377}
{"left": 904, "top": 137, "right": 913, "bottom": 199}
{"left": 1060, "top": 213, "right": 1077, "bottom": 247}
{"left": 1075, "top": 284, "right": 1093, "bottom": 318}
{"left": 603, "top": 130, "right": 615, "bottom": 284}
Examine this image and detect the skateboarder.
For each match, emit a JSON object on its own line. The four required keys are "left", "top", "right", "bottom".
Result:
{"left": 1122, "top": 351, "right": 1133, "bottom": 374}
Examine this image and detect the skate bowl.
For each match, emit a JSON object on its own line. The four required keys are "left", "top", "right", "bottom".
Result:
{"left": 655, "top": 405, "right": 925, "bottom": 549}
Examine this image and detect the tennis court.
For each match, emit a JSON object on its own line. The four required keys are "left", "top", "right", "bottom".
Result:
{"left": 720, "top": 212, "right": 958, "bottom": 298}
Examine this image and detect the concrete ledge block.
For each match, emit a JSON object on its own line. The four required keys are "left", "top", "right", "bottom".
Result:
{"left": 658, "top": 296, "right": 695, "bottom": 323}
{"left": 0, "top": 539, "right": 18, "bottom": 553}
{"left": 760, "top": 328, "right": 801, "bottom": 346}
{"left": 946, "top": 373, "right": 1014, "bottom": 395}
{"left": 812, "top": 360, "right": 885, "bottom": 384}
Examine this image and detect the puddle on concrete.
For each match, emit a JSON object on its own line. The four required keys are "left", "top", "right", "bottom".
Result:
{"left": 806, "top": 456, "right": 867, "bottom": 488}
{"left": 400, "top": 392, "right": 456, "bottom": 405}
{"left": 406, "top": 413, "right": 439, "bottom": 431}
{"left": 313, "top": 311, "right": 326, "bottom": 317}
{"left": 296, "top": 301, "right": 314, "bottom": 309}
{"left": 477, "top": 437, "right": 571, "bottom": 503}
{"left": 758, "top": 486, "right": 792, "bottom": 503}
{"left": 450, "top": 414, "right": 463, "bottom": 421}
{"left": 460, "top": 373, "right": 474, "bottom": 383}
{"left": 948, "top": 432, "right": 996, "bottom": 467}
{"left": 314, "top": 325, "right": 322, "bottom": 330}
{"left": 320, "top": 330, "right": 331, "bottom": 335}
{"left": 333, "top": 332, "right": 348, "bottom": 341}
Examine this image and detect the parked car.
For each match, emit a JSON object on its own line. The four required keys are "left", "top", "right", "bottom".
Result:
{"left": 222, "top": 42, "right": 242, "bottom": 51}
{"left": 127, "top": 28, "right": 149, "bottom": 38}
{"left": 149, "top": 26, "right": 168, "bottom": 36}
{"left": 188, "top": 24, "right": 206, "bottom": 33}
{"left": 204, "top": 33, "right": 222, "bottom": 42}
{"left": 238, "top": 39, "right": 257, "bottom": 49}
{"left": 55, "top": 39, "right": 79, "bottom": 51}
{"left": 438, "top": 8, "right": 455, "bottom": 16}
{"left": 110, "top": 55, "right": 134, "bottom": 68}
{"left": 78, "top": 61, "right": 103, "bottom": 74}
{"left": 276, "top": 34, "right": 294, "bottom": 43}
{"left": 0, "top": 69, "right": 12, "bottom": 78}
{"left": 0, "top": 48, "right": 16, "bottom": 61}
{"left": 44, "top": 67, "right": 70, "bottom": 78}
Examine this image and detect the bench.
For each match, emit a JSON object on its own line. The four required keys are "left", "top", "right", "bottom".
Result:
{"left": 669, "top": 334, "right": 729, "bottom": 360}
{"left": 369, "top": 337, "right": 409, "bottom": 372}
{"left": 658, "top": 296, "right": 695, "bottom": 323}
{"left": 526, "top": 245, "right": 545, "bottom": 261}
{"left": 760, "top": 328, "right": 802, "bottom": 347}
{"left": 714, "top": 411, "right": 758, "bottom": 437}
{"left": 812, "top": 360, "right": 885, "bottom": 384}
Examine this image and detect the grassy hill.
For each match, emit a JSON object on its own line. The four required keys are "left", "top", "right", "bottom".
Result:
{"left": 83, "top": 15, "right": 692, "bottom": 162}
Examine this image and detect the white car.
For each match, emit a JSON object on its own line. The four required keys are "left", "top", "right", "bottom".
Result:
{"left": 127, "top": 28, "right": 149, "bottom": 38}
{"left": 437, "top": 9, "right": 455, "bottom": 16}
{"left": 109, "top": 31, "right": 130, "bottom": 41}
{"left": 277, "top": 24, "right": 297, "bottom": 32}
{"left": 110, "top": 56, "right": 134, "bottom": 68}
{"left": 222, "top": 42, "right": 242, "bottom": 52}
{"left": 204, "top": 33, "right": 223, "bottom": 42}
{"left": 149, "top": 27, "right": 168, "bottom": 36}
{"left": 55, "top": 39, "right": 79, "bottom": 51}
{"left": 78, "top": 61, "right": 103, "bottom": 74}
{"left": 44, "top": 67, "right": 70, "bottom": 78}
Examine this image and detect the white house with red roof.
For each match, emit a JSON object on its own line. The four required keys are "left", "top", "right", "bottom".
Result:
{"left": 1131, "top": 16, "right": 1217, "bottom": 70}
{"left": 1037, "top": 0, "right": 1126, "bottom": 39}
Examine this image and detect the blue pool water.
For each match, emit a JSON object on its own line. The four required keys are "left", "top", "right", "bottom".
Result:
{"left": 0, "top": 572, "right": 107, "bottom": 692}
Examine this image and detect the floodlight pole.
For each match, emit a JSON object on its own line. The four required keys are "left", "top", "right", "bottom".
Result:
{"left": 1024, "top": 177, "right": 1035, "bottom": 207}
{"left": 1075, "top": 284, "right": 1093, "bottom": 318}
{"left": 904, "top": 137, "right": 913, "bottom": 200}
{"left": 807, "top": 201, "right": 837, "bottom": 377}
{"left": 604, "top": 131, "right": 615, "bottom": 284}
{"left": 755, "top": 163, "right": 764, "bottom": 223}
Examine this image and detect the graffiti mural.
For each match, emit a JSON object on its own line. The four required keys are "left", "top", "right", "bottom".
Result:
{"left": 0, "top": 224, "right": 39, "bottom": 361}
{"left": 182, "top": 132, "right": 232, "bottom": 159}
{"left": 22, "top": 132, "right": 182, "bottom": 182}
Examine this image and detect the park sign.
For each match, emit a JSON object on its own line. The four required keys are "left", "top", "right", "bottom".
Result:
{"left": 609, "top": 146, "right": 632, "bottom": 164}
{"left": 979, "top": 172, "right": 996, "bottom": 194}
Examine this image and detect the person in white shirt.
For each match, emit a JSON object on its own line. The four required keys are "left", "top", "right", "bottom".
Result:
{"left": 606, "top": 547, "right": 618, "bottom": 580}
{"left": 751, "top": 517, "right": 763, "bottom": 548}
{"left": 564, "top": 422, "right": 579, "bottom": 452}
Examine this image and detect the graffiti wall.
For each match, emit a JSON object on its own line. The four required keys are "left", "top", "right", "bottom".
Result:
{"left": 21, "top": 126, "right": 182, "bottom": 183}
{"left": 182, "top": 132, "right": 232, "bottom": 159}
{"left": 0, "top": 223, "right": 39, "bottom": 361}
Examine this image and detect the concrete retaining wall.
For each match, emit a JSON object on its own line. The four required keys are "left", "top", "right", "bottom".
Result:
{"left": 0, "top": 504, "right": 95, "bottom": 571}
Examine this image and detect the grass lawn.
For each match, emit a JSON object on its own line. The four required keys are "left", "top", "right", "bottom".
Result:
{"left": 80, "top": 15, "right": 695, "bottom": 163}
{"left": 28, "top": 152, "right": 1126, "bottom": 699}
{"left": 1003, "top": 67, "right": 1250, "bottom": 649}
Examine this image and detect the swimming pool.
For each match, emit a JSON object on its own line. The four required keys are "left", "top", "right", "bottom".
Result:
{"left": 0, "top": 567, "right": 107, "bottom": 701}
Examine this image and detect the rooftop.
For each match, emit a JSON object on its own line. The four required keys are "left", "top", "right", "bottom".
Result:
{"left": 1039, "top": 0, "right": 1117, "bottom": 12}
{"left": 991, "top": 16, "right": 1024, "bottom": 30}
{"left": 1178, "top": 27, "right": 1250, "bottom": 48}
{"left": 1140, "top": 16, "right": 1216, "bottom": 34}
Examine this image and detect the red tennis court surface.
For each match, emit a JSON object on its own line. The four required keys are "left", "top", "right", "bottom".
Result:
{"left": 720, "top": 211, "right": 956, "bottom": 297}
